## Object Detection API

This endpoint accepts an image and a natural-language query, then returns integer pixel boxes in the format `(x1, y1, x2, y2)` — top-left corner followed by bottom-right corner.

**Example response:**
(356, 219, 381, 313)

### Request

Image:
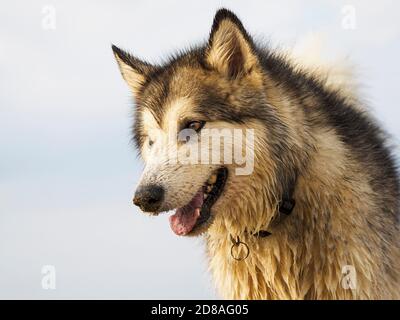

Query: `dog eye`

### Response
(148, 139, 154, 147)
(186, 121, 206, 132)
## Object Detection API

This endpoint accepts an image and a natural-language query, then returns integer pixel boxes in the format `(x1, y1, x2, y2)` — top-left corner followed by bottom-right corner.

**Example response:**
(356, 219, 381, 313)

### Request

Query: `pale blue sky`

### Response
(0, 0, 399, 299)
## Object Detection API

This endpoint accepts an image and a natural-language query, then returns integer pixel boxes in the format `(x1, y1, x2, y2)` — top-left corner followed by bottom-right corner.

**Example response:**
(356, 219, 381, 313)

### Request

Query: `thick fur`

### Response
(113, 9, 400, 299)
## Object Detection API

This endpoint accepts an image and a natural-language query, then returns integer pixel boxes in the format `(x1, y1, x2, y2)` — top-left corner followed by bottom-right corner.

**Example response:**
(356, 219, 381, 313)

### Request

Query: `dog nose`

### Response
(133, 184, 165, 212)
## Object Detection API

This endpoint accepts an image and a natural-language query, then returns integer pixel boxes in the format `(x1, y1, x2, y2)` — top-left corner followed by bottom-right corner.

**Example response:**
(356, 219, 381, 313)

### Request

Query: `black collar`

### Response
(253, 198, 296, 238)
(253, 173, 297, 238)
(229, 175, 298, 260)
(229, 197, 296, 260)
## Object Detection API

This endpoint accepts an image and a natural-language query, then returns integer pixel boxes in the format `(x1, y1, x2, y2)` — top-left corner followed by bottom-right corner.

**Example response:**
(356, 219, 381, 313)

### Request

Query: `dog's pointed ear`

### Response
(205, 9, 258, 78)
(112, 45, 156, 95)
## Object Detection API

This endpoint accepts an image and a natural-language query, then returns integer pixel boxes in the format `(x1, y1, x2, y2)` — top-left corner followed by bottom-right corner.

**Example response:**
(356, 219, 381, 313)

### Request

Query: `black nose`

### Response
(133, 184, 164, 212)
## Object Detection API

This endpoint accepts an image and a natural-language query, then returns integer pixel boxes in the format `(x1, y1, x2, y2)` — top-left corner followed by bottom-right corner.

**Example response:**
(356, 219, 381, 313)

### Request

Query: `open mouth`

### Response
(169, 167, 228, 236)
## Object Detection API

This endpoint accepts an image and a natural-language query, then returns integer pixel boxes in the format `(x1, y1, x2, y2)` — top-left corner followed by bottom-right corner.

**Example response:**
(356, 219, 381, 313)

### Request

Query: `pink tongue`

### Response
(169, 189, 204, 235)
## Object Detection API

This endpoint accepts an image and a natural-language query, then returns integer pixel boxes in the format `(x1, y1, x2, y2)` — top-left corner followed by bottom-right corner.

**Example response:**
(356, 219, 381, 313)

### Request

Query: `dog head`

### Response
(113, 9, 299, 236)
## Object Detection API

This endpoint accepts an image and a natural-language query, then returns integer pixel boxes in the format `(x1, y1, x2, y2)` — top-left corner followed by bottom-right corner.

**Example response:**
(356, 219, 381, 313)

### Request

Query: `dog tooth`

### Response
(208, 174, 217, 185)
(206, 185, 213, 193)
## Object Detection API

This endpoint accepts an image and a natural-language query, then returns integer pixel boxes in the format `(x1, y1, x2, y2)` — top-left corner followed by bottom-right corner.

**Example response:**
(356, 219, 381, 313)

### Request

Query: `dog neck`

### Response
(204, 124, 398, 299)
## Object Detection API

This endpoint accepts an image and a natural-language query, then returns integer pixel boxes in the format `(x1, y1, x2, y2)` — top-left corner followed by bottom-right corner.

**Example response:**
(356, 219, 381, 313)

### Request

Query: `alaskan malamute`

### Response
(112, 8, 400, 299)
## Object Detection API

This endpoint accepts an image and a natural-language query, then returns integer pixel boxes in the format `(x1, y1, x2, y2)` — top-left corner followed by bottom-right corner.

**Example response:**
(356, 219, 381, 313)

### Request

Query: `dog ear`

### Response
(205, 9, 258, 78)
(112, 45, 156, 95)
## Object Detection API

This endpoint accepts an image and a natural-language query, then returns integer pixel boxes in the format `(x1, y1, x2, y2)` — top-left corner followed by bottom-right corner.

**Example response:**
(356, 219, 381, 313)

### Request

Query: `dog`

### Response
(112, 8, 400, 299)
